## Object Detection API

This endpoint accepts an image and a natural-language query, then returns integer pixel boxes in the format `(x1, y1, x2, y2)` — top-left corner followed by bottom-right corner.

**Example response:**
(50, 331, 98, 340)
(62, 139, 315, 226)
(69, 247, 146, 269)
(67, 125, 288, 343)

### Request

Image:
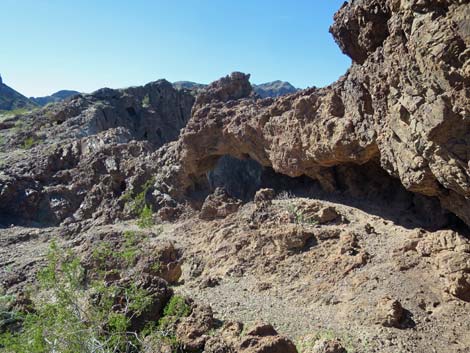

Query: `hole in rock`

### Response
(205, 155, 465, 231)
(126, 107, 137, 116)
(207, 155, 317, 202)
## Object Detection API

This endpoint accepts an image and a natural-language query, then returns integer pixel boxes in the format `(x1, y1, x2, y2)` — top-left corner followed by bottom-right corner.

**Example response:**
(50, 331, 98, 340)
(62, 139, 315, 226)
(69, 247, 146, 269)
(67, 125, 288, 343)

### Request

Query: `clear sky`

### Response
(1, 0, 350, 97)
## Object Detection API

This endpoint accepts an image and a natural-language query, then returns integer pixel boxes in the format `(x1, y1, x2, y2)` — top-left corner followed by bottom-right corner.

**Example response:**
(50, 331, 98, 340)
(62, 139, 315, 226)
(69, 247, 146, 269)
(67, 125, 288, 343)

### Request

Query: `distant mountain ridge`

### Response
(0, 74, 79, 111)
(0, 73, 297, 112)
(30, 90, 80, 106)
(0, 74, 38, 111)
(172, 80, 299, 98)
(173, 81, 207, 91)
(252, 80, 299, 98)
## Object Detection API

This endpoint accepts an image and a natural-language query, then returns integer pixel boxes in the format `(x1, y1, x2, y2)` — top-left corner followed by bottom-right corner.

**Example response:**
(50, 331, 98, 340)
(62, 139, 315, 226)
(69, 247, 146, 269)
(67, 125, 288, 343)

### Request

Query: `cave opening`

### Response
(126, 107, 137, 116)
(205, 155, 466, 232)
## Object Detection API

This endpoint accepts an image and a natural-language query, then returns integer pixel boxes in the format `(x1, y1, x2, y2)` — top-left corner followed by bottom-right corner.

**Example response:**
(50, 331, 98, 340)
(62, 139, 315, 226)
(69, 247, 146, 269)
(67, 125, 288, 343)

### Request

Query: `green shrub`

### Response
(137, 205, 154, 229)
(122, 178, 156, 228)
(162, 296, 191, 320)
(0, 241, 154, 353)
(21, 136, 37, 149)
(122, 178, 155, 216)
(148, 295, 191, 351)
(285, 203, 318, 226)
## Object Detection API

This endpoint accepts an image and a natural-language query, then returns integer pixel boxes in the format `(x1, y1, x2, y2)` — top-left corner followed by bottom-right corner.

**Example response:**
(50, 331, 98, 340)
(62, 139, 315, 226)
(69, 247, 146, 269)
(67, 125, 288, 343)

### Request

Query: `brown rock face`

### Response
(416, 230, 470, 301)
(199, 187, 243, 220)
(154, 0, 470, 227)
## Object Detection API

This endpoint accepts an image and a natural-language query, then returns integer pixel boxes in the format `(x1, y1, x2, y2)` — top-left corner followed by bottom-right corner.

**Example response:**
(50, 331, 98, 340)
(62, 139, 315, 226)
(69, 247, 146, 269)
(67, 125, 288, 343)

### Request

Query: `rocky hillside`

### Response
(1, 0, 470, 352)
(0, 74, 37, 111)
(0, 80, 194, 226)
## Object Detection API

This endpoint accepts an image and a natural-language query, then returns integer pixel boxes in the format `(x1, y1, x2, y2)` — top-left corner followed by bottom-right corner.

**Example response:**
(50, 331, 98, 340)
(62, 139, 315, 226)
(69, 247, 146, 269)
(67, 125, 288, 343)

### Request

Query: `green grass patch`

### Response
(21, 136, 38, 149)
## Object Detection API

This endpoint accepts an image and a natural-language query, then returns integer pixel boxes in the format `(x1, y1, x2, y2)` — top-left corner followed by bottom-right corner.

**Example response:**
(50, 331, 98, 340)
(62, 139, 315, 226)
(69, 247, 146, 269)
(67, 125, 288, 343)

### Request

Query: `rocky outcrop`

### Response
(199, 187, 243, 220)
(153, 0, 470, 227)
(0, 80, 194, 226)
(173, 80, 299, 99)
(416, 230, 470, 301)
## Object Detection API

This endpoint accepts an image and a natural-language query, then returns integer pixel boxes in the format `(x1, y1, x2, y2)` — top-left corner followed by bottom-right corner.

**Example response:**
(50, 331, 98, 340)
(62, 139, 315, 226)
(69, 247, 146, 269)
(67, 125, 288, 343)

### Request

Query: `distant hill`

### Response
(0, 74, 38, 111)
(172, 81, 207, 91)
(30, 90, 80, 106)
(252, 81, 299, 98)
(172, 80, 298, 98)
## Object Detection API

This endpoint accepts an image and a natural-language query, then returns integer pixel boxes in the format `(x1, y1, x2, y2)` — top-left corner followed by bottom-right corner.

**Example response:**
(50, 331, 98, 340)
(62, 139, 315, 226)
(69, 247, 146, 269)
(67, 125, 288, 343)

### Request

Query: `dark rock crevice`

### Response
(197, 153, 460, 231)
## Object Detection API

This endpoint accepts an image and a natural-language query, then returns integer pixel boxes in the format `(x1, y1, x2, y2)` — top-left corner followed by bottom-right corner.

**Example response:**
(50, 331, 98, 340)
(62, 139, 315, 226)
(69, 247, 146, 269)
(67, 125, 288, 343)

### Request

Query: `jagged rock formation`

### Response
(30, 90, 80, 106)
(0, 75, 38, 111)
(0, 80, 194, 225)
(2, 2, 470, 352)
(173, 80, 299, 98)
(154, 0, 470, 228)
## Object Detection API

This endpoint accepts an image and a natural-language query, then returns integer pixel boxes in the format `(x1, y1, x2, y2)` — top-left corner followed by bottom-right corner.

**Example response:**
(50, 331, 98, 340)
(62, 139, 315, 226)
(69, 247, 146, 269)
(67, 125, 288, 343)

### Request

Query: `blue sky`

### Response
(1, 0, 350, 97)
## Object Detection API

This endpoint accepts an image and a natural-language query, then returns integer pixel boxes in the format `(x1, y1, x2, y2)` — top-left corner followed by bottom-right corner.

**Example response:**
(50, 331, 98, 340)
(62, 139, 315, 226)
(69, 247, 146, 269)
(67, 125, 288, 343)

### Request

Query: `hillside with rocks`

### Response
(1, 0, 470, 352)
(0, 75, 37, 111)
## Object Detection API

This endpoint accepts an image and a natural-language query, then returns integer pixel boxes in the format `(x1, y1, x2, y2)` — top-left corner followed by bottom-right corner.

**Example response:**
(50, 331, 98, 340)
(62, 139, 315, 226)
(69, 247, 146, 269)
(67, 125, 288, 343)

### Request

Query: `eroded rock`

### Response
(375, 296, 405, 328)
(200, 188, 243, 221)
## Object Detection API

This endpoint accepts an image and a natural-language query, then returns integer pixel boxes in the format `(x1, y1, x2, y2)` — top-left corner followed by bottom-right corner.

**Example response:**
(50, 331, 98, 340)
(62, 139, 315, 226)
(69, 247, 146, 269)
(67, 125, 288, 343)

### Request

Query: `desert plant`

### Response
(0, 241, 155, 353)
(285, 203, 318, 226)
(122, 178, 155, 216)
(21, 136, 37, 149)
(146, 295, 191, 351)
(137, 205, 154, 229)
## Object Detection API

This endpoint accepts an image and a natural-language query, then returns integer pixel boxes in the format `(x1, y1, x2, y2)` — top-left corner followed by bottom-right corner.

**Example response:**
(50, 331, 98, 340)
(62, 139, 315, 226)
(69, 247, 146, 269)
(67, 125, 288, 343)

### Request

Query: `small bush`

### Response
(149, 295, 191, 351)
(285, 203, 318, 226)
(137, 205, 154, 229)
(21, 136, 37, 149)
(123, 177, 156, 228)
(0, 241, 155, 353)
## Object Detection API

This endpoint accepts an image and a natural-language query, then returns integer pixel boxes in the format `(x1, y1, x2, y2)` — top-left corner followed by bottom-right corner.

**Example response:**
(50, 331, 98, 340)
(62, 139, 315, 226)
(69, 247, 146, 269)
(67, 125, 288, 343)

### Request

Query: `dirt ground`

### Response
(2, 195, 470, 353)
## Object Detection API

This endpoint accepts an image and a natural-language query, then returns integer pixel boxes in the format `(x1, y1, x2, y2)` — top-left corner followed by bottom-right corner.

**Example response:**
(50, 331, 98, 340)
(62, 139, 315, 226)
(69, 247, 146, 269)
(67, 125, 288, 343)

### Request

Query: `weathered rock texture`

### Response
(0, 80, 194, 225)
(154, 0, 470, 227)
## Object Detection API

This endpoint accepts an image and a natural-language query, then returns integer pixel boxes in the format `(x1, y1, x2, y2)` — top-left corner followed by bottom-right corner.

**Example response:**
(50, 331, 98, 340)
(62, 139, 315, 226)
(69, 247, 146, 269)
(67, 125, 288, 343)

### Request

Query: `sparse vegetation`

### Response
(137, 205, 154, 229)
(141, 94, 150, 108)
(295, 329, 359, 353)
(122, 178, 156, 228)
(0, 239, 179, 353)
(145, 295, 191, 351)
(0, 108, 37, 119)
(21, 136, 38, 150)
(284, 203, 318, 226)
